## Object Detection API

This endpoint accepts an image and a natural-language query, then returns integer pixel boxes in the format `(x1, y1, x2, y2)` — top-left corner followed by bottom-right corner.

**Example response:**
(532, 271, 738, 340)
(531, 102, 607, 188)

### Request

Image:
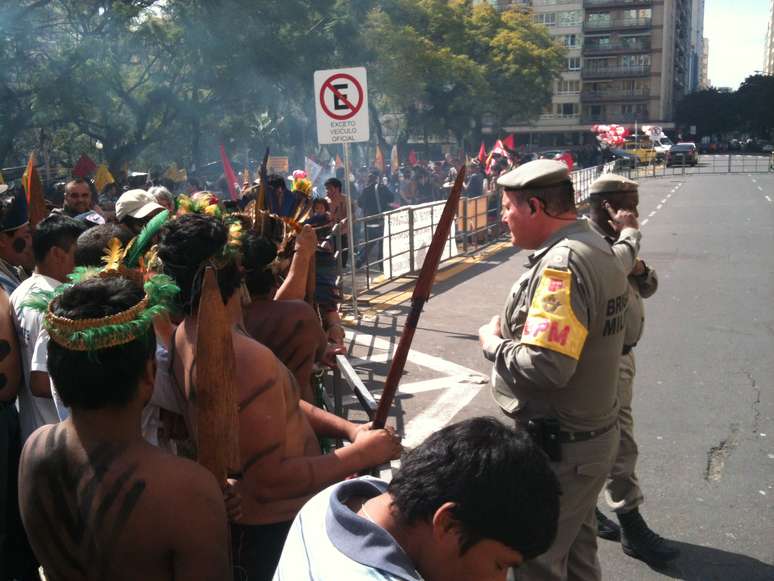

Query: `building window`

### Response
(557, 79, 580, 94)
(556, 103, 579, 116)
(563, 34, 580, 48)
(557, 10, 582, 27)
(534, 12, 556, 27)
(568, 57, 581, 71)
(587, 12, 611, 27)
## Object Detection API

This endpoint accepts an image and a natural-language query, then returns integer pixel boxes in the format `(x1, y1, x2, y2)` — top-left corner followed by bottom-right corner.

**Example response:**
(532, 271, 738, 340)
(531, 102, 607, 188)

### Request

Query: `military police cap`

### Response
(589, 173, 638, 196)
(497, 159, 570, 191)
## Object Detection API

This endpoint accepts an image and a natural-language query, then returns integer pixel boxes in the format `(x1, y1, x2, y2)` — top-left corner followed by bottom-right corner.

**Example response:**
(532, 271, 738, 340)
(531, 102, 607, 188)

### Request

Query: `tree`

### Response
(675, 88, 738, 138)
(363, 0, 565, 153)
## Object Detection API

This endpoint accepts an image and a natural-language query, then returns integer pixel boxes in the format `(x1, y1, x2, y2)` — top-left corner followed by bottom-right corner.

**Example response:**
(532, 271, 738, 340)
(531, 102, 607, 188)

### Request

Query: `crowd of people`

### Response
(0, 152, 679, 581)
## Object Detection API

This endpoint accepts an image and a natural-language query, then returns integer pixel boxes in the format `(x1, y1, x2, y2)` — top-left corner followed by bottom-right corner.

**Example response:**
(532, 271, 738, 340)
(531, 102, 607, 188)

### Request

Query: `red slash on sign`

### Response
(319, 73, 364, 121)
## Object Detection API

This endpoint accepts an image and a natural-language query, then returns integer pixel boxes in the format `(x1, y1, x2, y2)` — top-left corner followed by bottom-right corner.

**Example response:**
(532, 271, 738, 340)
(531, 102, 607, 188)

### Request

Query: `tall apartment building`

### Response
(700, 37, 709, 88)
(493, 0, 695, 148)
(688, 0, 705, 92)
(765, 0, 774, 74)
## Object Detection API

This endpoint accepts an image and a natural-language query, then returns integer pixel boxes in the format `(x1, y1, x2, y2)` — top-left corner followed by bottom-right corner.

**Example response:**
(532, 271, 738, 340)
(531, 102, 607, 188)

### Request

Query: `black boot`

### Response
(618, 508, 680, 564)
(595, 507, 621, 541)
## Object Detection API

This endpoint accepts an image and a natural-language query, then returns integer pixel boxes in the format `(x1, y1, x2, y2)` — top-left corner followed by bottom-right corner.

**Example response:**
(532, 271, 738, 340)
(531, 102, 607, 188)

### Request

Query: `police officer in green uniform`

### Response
(588, 173, 679, 565)
(479, 160, 640, 581)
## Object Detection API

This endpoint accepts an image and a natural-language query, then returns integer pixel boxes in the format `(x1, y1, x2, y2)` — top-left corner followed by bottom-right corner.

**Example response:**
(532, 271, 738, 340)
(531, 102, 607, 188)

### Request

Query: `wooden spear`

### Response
(194, 266, 241, 483)
(371, 165, 466, 429)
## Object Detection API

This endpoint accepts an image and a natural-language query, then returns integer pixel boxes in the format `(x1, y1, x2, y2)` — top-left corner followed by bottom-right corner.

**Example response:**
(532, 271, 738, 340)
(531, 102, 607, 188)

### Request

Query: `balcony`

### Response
(583, 17, 652, 32)
(584, 0, 651, 7)
(581, 88, 650, 101)
(582, 112, 649, 124)
(535, 113, 583, 127)
(583, 41, 651, 55)
(582, 65, 651, 79)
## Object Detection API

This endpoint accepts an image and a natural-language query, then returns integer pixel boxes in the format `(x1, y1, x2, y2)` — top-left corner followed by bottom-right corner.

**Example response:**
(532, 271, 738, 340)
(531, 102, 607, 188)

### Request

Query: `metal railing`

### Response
(583, 41, 651, 55)
(614, 153, 773, 180)
(584, 17, 652, 30)
(584, 0, 652, 6)
(582, 64, 651, 79)
(336, 153, 773, 308)
(581, 88, 650, 101)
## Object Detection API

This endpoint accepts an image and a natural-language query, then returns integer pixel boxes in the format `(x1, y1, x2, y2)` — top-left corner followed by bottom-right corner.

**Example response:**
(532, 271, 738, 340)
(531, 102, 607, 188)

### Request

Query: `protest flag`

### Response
(23, 153, 46, 227)
(477, 141, 486, 164)
(374, 144, 385, 173)
(72, 154, 97, 178)
(408, 149, 418, 166)
(219, 144, 239, 201)
(391, 145, 399, 173)
(94, 164, 115, 192)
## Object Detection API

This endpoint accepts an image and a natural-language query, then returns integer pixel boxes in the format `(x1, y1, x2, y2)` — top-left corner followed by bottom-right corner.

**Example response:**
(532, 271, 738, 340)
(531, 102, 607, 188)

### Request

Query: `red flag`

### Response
(503, 134, 516, 151)
(24, 153, 46, 226)
(408, 150, 418, 166)
(72, 154, 97, 178)
(477, 141, 486, 164)
(219, 144, 239, 201)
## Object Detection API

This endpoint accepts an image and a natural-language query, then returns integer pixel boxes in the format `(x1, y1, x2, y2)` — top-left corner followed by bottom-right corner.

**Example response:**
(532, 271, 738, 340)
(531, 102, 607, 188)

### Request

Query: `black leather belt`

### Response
(559, 420, 617, 444)
(622, 344, 635, 355)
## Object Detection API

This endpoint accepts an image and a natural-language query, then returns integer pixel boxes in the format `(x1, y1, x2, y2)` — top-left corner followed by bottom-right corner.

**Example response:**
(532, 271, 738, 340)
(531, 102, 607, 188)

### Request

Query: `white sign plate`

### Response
(314, 67, 369, 145)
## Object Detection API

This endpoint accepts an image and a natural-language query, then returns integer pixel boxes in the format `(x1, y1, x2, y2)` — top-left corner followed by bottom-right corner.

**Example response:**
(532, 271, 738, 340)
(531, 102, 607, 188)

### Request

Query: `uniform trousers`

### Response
(514, 423, 619, 581)
(604, 351, 644, 514)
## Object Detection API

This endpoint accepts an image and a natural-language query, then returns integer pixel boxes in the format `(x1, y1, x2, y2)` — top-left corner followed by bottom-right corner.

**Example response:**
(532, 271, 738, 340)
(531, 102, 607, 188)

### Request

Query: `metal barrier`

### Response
(336, 154, 771, 305)
(618, 153, 773, 180)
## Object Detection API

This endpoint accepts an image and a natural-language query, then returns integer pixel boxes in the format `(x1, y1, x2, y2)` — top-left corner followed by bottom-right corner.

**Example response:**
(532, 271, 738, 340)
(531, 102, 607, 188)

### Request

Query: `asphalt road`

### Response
(340, 168, 774, 580)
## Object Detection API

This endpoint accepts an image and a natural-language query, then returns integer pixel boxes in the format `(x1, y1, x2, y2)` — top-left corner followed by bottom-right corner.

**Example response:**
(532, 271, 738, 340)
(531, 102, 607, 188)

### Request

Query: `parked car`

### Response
(666, 143, 698, 166)
(603, 147, 638, 169)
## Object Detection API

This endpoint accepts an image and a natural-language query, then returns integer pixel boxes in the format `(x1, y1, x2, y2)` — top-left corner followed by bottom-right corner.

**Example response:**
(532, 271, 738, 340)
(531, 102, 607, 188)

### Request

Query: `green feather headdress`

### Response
(23, 264, 179, 353)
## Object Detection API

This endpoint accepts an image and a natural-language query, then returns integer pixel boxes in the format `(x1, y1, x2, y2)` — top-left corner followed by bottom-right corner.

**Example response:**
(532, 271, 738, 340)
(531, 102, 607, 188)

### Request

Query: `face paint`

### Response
(12, 238, 26, 253)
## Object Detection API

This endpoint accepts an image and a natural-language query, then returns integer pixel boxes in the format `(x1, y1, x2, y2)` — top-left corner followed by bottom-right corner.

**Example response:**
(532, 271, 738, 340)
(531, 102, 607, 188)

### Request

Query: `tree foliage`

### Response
(1, 0, 565, 173)
(675, 75, 774, 140)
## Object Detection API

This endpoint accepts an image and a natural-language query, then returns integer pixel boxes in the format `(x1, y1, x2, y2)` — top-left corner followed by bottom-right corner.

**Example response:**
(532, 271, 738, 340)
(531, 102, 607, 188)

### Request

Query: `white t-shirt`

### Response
(10, 273, 61, 441)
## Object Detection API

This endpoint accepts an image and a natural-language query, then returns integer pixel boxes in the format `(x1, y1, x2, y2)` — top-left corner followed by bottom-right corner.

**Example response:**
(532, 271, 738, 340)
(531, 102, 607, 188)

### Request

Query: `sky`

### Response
(704, 0, 770, 89)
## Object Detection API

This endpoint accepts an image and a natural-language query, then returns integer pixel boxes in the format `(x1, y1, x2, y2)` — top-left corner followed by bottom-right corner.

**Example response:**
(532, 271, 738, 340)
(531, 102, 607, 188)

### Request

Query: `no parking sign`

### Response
(314, 67, 369, 145)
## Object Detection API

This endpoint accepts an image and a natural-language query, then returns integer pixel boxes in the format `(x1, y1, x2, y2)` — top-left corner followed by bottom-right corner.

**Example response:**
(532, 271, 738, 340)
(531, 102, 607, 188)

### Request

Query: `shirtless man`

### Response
(158, 214, 401, 581)
(18, 276, 230, 581)
(241, 231, 330, 404)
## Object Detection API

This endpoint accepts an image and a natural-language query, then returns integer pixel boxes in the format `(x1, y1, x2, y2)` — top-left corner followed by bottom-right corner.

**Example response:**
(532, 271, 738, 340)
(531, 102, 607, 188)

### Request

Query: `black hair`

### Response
(47, 277, 156, 410)
(241, 231, 278, 297)
(0, 191, 14, 226)
(267, 174, 287, 191)
(75, 223, 134, 267)
(32, 214, 86, 264)
(388, 417, 560, 560)
(324, 177, 342, 191)
(157, 214, 241, 314)
(510, 181, 576, 216)
(312, 197, 330, 212)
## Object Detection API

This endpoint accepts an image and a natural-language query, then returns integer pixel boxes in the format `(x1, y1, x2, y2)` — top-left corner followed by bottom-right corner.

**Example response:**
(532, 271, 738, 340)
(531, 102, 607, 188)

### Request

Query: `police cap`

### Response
(497, 159, 570, 191)
(589, 173, 638, 196)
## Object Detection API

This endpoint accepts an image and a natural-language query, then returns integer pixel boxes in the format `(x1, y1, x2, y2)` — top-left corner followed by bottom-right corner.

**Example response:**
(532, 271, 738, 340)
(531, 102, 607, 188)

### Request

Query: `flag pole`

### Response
(370, 164, 466, 429)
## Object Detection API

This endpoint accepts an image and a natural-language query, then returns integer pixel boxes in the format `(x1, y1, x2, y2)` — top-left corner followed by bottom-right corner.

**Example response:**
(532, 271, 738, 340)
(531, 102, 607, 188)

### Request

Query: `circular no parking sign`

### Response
(319, 73, 364, 121)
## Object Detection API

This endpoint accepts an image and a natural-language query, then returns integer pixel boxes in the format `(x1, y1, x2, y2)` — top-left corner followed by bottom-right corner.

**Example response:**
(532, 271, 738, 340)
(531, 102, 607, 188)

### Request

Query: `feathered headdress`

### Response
(23, 267, 179, 352)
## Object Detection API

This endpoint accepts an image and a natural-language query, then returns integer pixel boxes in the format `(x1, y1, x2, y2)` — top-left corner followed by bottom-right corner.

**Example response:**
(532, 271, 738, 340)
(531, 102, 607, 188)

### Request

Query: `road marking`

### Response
(641, 219, 649, 226)
(666, 194, 672, 199)
(402, 383, 482, 448)
(344, 330, 486, 449)
(648, 211, 656, 217)
(657, 204, 663, 210)
(757, 186, 763, 191)
(752, 178, 757, 183)
(660, 198, 667, 204)
(766, 195, 772, 203)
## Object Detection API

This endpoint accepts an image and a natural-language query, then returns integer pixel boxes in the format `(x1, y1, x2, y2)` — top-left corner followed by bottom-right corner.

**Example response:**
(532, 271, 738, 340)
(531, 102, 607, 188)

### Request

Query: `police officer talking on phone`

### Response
(479, 160, 640, 581)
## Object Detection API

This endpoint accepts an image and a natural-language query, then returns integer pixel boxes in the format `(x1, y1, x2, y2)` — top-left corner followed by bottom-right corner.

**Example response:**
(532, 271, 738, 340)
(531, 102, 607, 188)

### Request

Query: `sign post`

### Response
(314, 67, 370, 316)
